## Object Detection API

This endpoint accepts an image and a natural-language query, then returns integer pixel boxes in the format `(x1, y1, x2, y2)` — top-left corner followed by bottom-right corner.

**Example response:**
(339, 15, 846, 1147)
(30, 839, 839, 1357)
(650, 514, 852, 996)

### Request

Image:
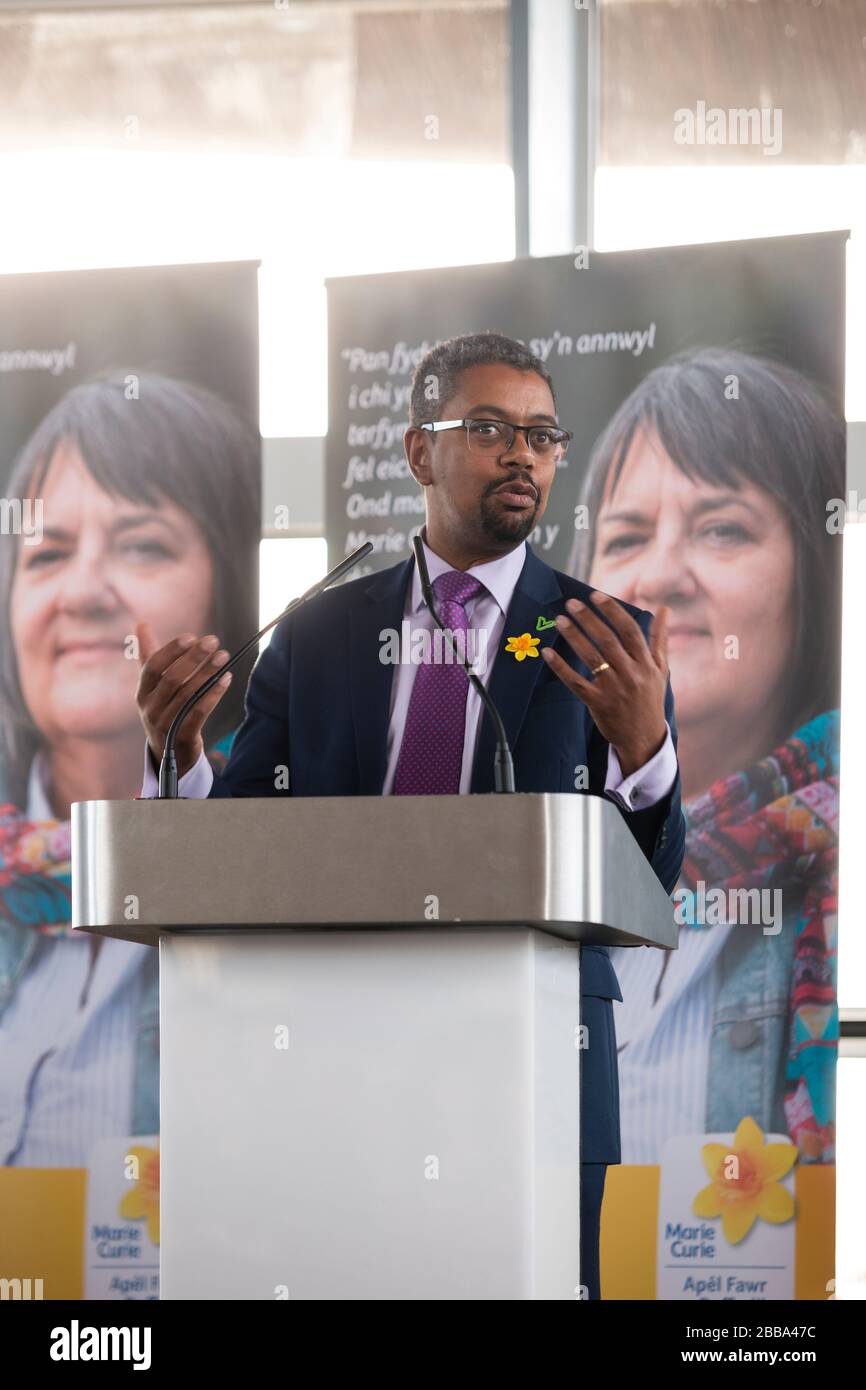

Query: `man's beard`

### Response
(478, 490, 540, 545)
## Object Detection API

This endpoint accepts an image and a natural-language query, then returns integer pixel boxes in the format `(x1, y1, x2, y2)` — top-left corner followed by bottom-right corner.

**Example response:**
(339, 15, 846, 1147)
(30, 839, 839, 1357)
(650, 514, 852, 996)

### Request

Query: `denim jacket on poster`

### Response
(704, 890, 800, 1138)
(0, 921, 161, 1142)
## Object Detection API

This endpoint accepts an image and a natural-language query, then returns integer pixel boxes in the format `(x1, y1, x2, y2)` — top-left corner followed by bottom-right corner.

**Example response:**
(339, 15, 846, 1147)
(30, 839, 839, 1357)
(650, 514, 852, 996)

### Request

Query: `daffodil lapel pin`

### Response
(504, 633, 541, 662)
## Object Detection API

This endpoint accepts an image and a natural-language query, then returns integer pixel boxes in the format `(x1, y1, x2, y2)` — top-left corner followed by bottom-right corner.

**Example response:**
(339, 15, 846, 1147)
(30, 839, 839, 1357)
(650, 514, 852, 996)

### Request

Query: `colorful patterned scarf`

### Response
(680, 710, 839, 1164)
(0, 736, 234, 938)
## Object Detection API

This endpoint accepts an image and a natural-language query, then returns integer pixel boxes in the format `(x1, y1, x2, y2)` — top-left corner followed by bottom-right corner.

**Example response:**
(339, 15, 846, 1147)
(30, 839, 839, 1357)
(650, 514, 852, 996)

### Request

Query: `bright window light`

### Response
(258, 537, 328, 649)
(0, 149, 514, 438)
(595, 166, 866, 421)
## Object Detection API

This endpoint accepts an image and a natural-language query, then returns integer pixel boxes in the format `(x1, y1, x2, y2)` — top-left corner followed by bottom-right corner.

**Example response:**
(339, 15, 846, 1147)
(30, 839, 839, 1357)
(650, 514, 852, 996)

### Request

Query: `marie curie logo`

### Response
(118, 1144, 160, 1244)
(656, 1120, 798, 1300)
(86, 1136, 160, 1300)
(692, 1117, 797, 1246)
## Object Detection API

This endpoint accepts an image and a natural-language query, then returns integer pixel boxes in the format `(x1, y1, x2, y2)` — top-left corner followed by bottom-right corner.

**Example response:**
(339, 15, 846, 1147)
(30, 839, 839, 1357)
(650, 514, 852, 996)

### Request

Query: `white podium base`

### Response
(159, 928, 581, 1300)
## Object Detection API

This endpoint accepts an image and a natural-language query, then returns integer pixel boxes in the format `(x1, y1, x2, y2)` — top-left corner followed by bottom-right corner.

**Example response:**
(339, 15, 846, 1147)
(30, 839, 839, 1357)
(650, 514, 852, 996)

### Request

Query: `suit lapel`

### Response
(348, 559, 413, 793)
(471, 546, 565, 793)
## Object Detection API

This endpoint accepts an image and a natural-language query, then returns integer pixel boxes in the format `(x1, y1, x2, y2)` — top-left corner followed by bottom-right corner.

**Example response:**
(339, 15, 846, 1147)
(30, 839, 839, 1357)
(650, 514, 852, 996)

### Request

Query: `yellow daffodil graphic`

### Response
(505, 632, 540, 661)
(119, 1145, 160, 1245)
(692, 1116, 797, 1245)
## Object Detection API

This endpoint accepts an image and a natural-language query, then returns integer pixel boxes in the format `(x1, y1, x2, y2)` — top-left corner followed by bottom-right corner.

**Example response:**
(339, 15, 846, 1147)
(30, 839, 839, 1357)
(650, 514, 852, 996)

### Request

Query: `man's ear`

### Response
(404, 425, 434, 488)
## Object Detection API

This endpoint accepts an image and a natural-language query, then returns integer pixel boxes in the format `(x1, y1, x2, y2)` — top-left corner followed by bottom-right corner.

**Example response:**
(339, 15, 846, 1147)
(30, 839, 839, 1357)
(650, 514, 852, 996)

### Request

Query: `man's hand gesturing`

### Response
(540, 592, 670, 777)
(135, 621, 233, 779)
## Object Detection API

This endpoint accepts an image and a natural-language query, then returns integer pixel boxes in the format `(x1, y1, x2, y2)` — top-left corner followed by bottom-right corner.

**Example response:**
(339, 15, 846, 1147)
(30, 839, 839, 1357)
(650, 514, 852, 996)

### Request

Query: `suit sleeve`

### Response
(206, 616, 293, 800)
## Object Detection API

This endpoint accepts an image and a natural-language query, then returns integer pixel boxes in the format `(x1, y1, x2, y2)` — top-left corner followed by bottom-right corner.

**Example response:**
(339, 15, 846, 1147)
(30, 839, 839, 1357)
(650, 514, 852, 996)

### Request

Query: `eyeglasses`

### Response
(420, 417, 572, 459)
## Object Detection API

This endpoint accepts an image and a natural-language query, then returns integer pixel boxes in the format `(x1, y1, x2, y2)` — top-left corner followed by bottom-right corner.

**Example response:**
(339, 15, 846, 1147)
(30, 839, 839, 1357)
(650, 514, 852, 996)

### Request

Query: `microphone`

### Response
(412, 534, 516, 794)
(157, 542, 374, 799)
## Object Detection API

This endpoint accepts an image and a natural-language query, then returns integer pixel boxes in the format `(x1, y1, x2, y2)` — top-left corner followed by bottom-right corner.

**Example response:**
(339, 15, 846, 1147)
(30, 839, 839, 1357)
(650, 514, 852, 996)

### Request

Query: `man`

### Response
(136, 331, 685, 1300)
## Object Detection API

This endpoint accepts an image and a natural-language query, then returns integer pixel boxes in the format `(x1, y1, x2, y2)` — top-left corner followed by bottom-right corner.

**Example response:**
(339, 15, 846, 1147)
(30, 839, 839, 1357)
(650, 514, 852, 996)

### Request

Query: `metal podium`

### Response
(72, 793, 676, 1301)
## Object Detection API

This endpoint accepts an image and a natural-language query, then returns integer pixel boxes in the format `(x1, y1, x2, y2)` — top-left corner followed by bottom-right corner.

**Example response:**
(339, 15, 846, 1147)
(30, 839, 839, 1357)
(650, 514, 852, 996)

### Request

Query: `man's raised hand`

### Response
(135, 621, 232, 779)
(540, 593, 670, 777)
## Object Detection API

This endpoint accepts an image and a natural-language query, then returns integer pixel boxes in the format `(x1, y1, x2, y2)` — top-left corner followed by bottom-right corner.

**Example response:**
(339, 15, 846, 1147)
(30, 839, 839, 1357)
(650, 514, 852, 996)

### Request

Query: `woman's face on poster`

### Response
(10, 442, 215, 742)
(588, 427, 798, 732)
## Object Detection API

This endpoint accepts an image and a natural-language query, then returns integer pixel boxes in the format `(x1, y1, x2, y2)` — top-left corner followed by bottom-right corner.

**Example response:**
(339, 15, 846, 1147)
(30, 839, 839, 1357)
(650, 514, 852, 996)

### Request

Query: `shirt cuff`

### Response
(140, 742, 214, 799)
(604, 722, 677, 812)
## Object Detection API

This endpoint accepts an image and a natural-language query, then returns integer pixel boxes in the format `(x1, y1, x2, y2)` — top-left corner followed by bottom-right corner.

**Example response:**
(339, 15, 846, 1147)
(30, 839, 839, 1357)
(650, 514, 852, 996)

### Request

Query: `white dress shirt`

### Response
(0, 754, 146, 1166)
(141, 539, 677, 807)
(610, 923, 736, 1163)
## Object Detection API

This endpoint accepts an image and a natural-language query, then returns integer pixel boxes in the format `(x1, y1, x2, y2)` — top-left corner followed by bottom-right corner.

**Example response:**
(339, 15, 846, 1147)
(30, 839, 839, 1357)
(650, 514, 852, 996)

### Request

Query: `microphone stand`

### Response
(157, 542, 373, 798)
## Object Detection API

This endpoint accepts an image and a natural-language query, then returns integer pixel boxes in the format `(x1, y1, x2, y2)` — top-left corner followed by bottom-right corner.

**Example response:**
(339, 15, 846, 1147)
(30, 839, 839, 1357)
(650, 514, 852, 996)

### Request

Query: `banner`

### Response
(0, 260, 261, 1299)
(326, 231, 845, 1299)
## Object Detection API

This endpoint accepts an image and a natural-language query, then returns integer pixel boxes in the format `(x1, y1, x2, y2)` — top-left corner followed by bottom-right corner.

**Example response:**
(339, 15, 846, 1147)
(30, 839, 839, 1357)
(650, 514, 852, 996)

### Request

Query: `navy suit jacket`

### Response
(206, 543, 686, 1163)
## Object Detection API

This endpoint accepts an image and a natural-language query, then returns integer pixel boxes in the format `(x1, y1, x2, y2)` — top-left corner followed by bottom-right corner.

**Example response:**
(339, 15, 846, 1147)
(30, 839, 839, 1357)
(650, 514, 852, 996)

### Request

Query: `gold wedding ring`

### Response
(591, 661, 611, 676)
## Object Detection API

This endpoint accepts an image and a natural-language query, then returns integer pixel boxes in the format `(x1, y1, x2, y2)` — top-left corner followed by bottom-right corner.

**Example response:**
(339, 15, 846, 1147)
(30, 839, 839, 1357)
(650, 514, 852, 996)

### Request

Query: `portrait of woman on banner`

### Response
(568, 347, 842, 1165)
(0, 371, 260, 1167)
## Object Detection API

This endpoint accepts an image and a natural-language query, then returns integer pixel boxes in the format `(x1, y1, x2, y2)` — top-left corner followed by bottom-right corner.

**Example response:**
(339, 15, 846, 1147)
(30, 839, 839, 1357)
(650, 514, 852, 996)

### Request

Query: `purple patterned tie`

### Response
(392, 570, 486, 795)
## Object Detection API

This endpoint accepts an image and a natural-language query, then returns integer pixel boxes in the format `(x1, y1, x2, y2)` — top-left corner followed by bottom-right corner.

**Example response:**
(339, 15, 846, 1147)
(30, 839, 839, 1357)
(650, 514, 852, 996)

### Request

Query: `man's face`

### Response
(409, 363, 560, 554)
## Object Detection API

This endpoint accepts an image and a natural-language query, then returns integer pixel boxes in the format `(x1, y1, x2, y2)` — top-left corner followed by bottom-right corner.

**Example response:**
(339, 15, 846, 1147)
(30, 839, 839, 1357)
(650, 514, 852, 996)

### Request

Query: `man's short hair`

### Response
(409, 331, 557, 427)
